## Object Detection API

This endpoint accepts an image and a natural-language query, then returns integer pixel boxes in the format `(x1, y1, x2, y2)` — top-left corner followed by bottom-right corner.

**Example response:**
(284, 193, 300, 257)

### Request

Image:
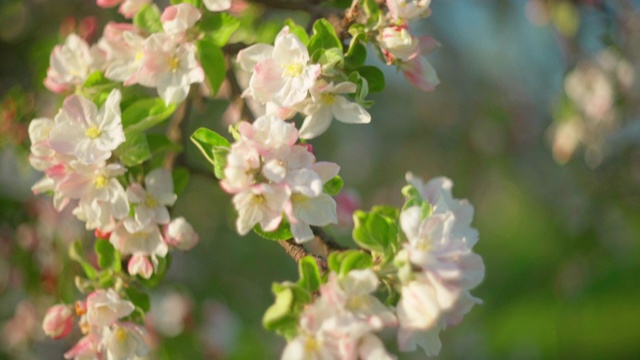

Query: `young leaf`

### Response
(197, 38, 226, 96)
(356, 66, 385, 93)
(328, 250, 373, 276)
(200, 12, 241, 46)
(284, 19, 310, 45)
(122, 98, 176, 134)
(345, 42, 367, 69)
(262, 287, 296, 331)
(114, 132, 151, 167)
(94, 240, 120, 271)
(190, 128, 231, 178)
(323, 176, 344, 196)
(308, 19, 343, 56)
(254, 219, 293, 241)
(172, 167, 190, 196)
(124, 286, 151, 312)
(68, 241, 98, 280)
(352, 210, 397, 254)
(298, 256, 323, 292)
(134, 4, 163, 33)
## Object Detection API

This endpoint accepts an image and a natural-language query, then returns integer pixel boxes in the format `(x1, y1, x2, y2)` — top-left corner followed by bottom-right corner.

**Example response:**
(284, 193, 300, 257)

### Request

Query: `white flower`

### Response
(161, 3, 202, 36)
(164, 217, 199, 251)
(102, 323, 149, 360)
(45, 34, 98, 93)
(128, 254, 153, 279)
(125, 168, 177, 230)
(378, 25, 420, 63)
(98, 23, 146, 84)
(238, 27, 321, 107)
(110, 222, 169, 258)
(386, 0, 432, 21)
(42, 304, 74, 340)
(49, 89, 125, 164)
(299, 81, 371, 139)
(86, 289, 134, 327)
(136, 33, 204, 104)
(203, 0, 232, 11)
(232, 184, 290, 235)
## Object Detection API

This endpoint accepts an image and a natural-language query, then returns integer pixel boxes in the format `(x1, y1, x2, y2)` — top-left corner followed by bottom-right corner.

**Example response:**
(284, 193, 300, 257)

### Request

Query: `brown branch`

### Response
(278, 239, 328, 274)
(312, 226, 347, 253)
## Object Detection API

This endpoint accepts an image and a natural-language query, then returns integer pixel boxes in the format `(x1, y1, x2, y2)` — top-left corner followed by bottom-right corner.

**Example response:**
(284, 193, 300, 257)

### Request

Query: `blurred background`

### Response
(1, 0, 640, 359)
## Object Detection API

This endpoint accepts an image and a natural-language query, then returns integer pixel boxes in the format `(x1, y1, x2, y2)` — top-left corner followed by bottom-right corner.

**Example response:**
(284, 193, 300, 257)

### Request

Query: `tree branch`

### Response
(278, 239, 328, 274)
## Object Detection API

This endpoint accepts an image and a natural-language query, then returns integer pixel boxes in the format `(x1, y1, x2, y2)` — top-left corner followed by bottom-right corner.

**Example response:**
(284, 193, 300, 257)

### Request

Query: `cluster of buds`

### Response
(377, 0, 440, 91)
(43, 289, 148, 360)
(221, 114, 340, 243)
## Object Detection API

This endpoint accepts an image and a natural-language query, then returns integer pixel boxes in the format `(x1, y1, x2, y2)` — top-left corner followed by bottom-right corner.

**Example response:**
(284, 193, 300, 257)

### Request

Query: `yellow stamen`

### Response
(144, 195, 158, 208)
(168, 55, 180, 73)
(94, 175, 108, 189)
(114, 327, 128, 342)
(252, 194, 266, 205)
(291, 193, 307, 204)
(85, 126, 101, 139)
(304, 336, 320, 352)
(282, 62, 303, 77)
(321, 93, 336, 105)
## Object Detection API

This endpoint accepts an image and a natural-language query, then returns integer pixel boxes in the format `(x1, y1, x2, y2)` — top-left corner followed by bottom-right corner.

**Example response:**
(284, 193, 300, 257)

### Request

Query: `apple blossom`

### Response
(49, 89, 125, 164)
(161, 3, 202, 36)
(378, 24, 420, 64)
(42, 304, 74, 340)
(238, 27, 321, 107)
(45, 33, 100, 93)
(86, 289, 135, 327)
(110, 222, 168, 258)
(232, 183, 290, 235)
(125, 168, 177, 231)
(102, 323, 149, 360)
(64, 333, 102, 360)
(203, 0, 232, 12)
(98, 23, 146, 84)
(96, 0, 151, 19)
(128, 254, 154, 279)
(164, 217, 200, 251)
(386, 0, 432, 21)
(136, 33, 205, 105)
(298, 81, 371, 139)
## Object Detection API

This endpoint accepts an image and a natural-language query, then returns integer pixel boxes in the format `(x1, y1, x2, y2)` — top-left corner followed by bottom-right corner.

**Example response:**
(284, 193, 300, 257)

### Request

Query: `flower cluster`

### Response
(276, 174, 484, 359)
(237, 27, 371, 139)
(394, 174, 484, 355)
(29, 89, 198, 279)
(46, 3, 214, 105)
(43, 289, 148, 360)
(221, 114, 340, 243)
(378, 0, 440, 91)
(283, 269, 396, 359)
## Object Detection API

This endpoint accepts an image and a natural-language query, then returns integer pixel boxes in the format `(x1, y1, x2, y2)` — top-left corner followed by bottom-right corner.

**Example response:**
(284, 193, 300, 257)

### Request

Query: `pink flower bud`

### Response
(42, 304, 74, 340)
(164, 217, 199, 251)
(128, 254, 153, 279)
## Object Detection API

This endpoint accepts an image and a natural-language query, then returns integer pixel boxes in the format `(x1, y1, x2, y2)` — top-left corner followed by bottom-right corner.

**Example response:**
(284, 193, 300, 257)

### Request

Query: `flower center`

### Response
(291, 193, 307, 204)
(321, 93, 336, 105)
(144, 195, 158, 208)
(252, 194, 266, 205)
(135, 51, 144, 63)
(114, 326, 128, 342)
(283, 62, 304, 77)
(304, 336, 320, 352)
(94, 175, 108, 189)
(168, 55, 181, 73)
(347, 295, 368, 311)
(85, 126, 101, 139)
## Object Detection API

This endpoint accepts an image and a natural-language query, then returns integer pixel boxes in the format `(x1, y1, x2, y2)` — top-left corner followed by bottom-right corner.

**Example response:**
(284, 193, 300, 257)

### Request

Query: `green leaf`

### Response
(125, 286, 151, 312)
(360, 0, 381, 24)
(147, 133, 182, 157)
(115, 132, 151, 167)
(318, 48, 344, 69)
(356, 66, 385, 93)
(82, 71, 117, 106)
(190, 127, 231, 179)
(122, 98, 177, 134)
(253, 219, 293, 241)
(345, 42, 367, 68)
(263, 287, 295, 331)
(352, 210, 398, 254)
(328, 250, 373, 276)
(200, 12, 240, 46)
(308, 19, 343, 57)
(197, 38, 226, 96)
(133, 4, 163, 33)
(323, 176, 343, 196)
(298, 256, 323, 292)
(94, 240, 121, 271)
(348, 71, 373, 107)
(69, 241, 98, 280)
(284, 19, 309, 45)
(171, 0, 202, 6)
(172, 167, 190, 196)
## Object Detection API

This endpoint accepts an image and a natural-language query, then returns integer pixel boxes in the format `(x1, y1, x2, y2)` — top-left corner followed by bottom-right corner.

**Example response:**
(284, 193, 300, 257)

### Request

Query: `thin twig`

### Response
(278, 239, 328, 274)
